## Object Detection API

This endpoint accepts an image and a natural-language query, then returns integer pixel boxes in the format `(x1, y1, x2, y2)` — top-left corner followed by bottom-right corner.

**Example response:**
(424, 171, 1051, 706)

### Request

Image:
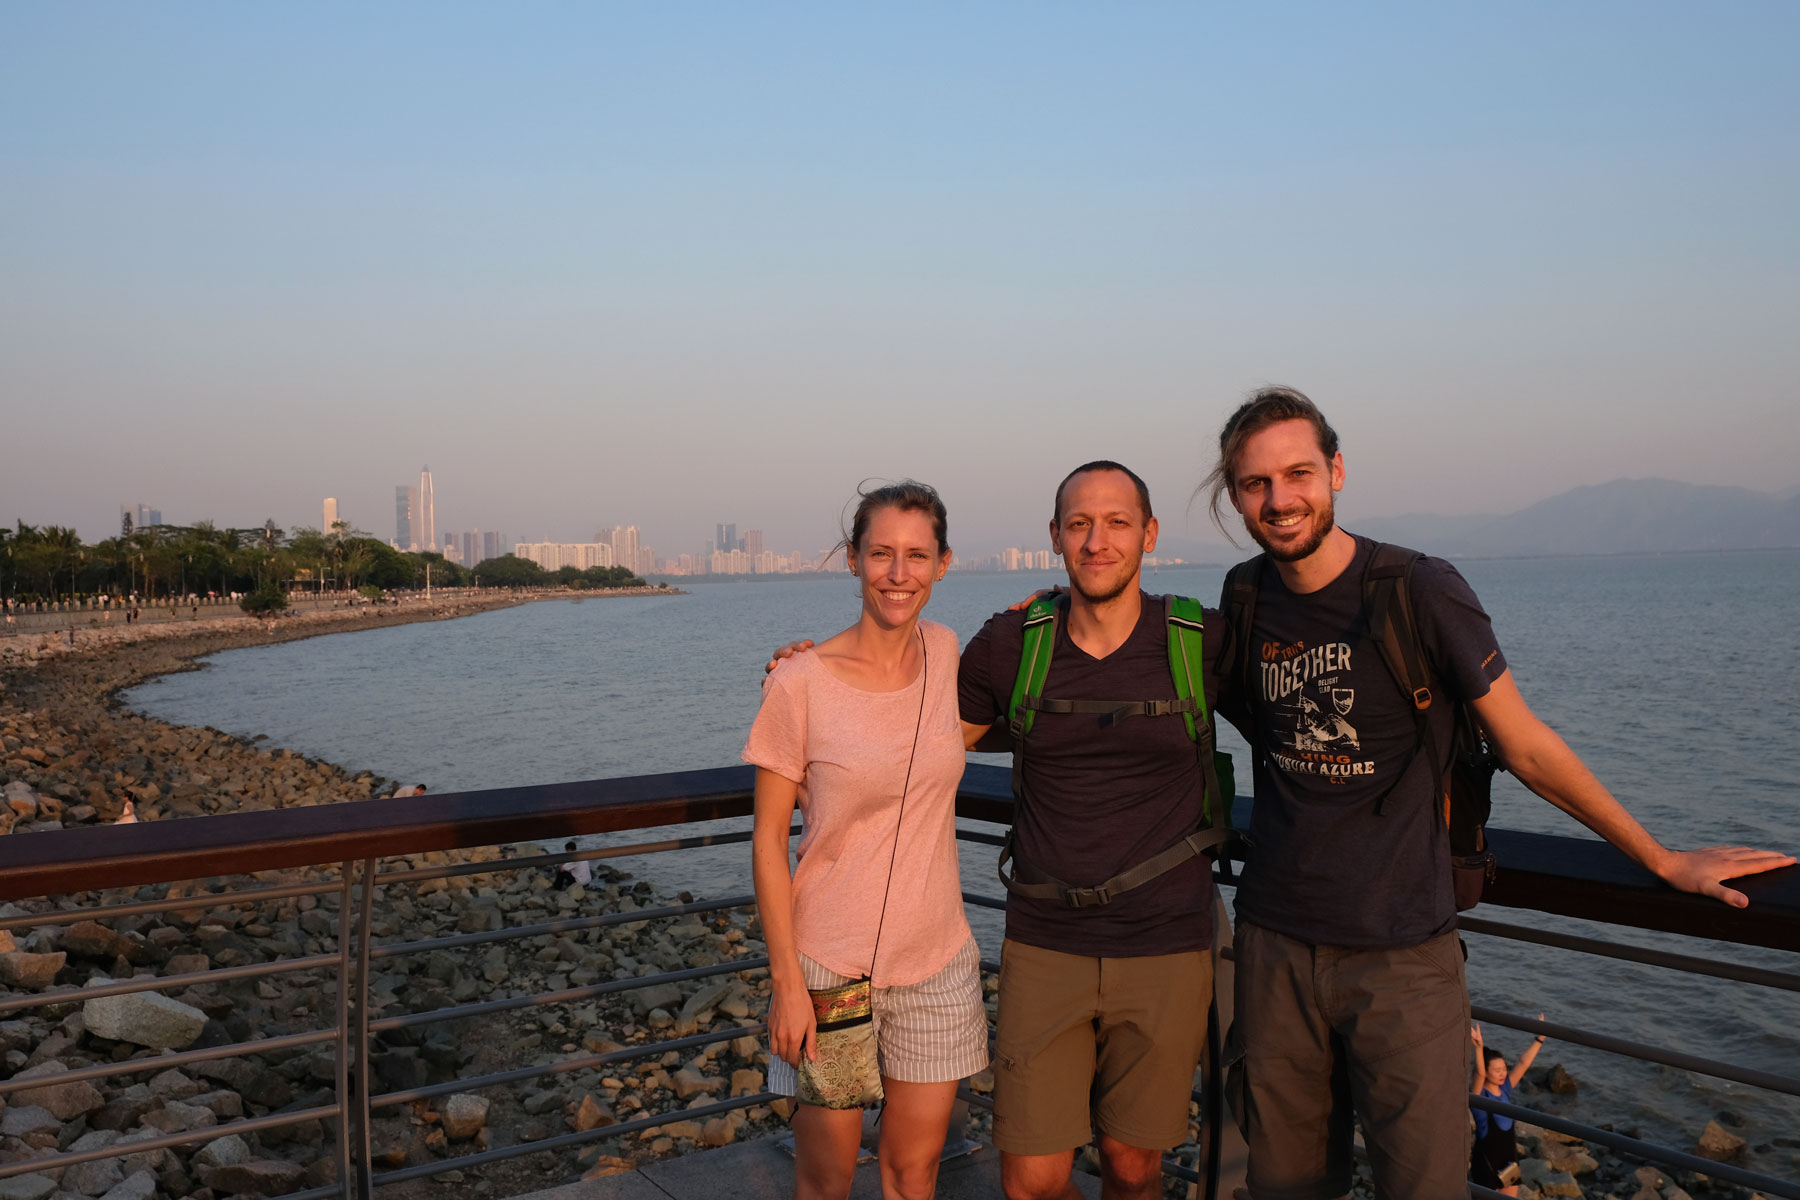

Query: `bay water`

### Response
(125, 551, 1800, 1165)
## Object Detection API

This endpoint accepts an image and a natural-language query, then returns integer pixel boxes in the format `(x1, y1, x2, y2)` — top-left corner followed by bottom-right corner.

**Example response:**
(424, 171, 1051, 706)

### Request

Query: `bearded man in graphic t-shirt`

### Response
(1204, 387, 1796, 1200)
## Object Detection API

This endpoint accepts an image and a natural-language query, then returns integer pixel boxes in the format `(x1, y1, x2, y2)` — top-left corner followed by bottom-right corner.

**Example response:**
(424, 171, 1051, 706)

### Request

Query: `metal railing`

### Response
(0, 763, 1795, 1200)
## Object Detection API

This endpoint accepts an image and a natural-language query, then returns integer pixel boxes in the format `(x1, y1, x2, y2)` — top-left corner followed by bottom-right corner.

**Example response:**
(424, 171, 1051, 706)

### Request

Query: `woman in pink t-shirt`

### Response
(746, 481, 991, 1200)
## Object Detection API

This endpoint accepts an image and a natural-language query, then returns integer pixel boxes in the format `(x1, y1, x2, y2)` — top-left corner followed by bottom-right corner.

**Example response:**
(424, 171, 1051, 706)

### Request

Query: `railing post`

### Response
(333, 860, 357, 1200)
(352, 857, 379, 1199)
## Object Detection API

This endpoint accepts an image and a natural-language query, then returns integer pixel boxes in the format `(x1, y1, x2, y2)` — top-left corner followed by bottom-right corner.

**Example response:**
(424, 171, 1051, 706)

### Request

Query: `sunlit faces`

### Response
(1228, 418, 1344, 563)
(848, 506, 951, 630)
(1050, 469, 1157, 605)
(1485, 1056, 1508, 1088)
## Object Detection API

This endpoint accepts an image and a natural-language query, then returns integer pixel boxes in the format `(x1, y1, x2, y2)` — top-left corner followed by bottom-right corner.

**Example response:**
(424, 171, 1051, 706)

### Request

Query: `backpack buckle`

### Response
(1410, 686, 1432, 711)
(1063, 884, 1110, 909)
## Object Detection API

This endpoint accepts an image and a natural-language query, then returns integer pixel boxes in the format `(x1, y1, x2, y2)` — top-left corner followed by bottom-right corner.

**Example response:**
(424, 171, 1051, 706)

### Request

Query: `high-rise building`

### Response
(323, 498, 338, 532)
(483, 530, 502, 561)
(129, 504, 162, 529)
(717, 523, 738, 554)
(418, 467, 435, 556)
(394, 486, 414, 549)
(744, 529, 764, 558)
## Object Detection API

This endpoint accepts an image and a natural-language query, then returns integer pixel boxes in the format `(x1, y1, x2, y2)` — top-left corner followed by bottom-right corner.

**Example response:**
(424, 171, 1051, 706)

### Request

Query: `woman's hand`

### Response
(768, 979, 818, 1067)
(1005, 586, 1062, 613)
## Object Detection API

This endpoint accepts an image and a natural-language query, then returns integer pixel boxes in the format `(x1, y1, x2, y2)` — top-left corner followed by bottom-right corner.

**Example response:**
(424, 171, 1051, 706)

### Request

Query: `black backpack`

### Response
(1221, 543, 1501, 910)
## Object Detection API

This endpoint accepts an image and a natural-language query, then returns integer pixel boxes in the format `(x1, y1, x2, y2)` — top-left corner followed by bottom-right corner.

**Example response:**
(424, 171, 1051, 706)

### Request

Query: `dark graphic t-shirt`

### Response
(1225, 536, 1507, 948)
(959, 594, 1223, 957)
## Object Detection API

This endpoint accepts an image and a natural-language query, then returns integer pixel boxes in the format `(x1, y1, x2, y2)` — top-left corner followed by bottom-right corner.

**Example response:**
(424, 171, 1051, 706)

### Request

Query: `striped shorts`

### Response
(768, 936, 989, 1096)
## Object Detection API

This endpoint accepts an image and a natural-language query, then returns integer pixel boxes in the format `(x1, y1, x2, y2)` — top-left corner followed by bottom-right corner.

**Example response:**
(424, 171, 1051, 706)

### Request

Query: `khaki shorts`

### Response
(1233, 922, 1471, 1200)
(991, 938, 1212, 1156)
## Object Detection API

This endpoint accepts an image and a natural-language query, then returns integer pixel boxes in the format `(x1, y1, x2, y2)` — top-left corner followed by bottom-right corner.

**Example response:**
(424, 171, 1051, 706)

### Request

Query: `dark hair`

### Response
(1053, 460, 1153, 525)
(1201, 386, 1340, 537)
(1482, 1048, 1504, 1066)
(835, 479, 950, 566)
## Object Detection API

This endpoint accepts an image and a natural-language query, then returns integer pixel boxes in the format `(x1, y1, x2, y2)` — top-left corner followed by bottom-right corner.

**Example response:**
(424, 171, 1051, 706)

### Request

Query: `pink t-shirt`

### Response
(743, 620, 971, 987)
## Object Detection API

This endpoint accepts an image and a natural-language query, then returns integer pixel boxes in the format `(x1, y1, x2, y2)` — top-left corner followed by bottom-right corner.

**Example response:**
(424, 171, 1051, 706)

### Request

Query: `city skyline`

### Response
(6, 6, 1798, 553)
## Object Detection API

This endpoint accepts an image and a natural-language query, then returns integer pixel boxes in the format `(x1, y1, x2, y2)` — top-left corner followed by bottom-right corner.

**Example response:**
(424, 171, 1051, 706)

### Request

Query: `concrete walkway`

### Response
(512, 1133, 1103, 1200)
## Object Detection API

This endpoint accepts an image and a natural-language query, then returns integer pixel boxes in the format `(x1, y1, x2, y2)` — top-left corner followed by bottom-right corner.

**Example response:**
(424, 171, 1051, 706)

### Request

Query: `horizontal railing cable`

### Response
(1459, 914, 1800, 992)
(0, 1103, 341, 1181)
(0, 1027, 339, 1096)
(1469, 1006, 1800, 1097)
(0, 951, 341, 1015)
(369, 958, 769, 1034)
(371, 1024, 769, 1109)
(369, 1091, 783, 1187)
(366, 895, 752, 961)
(370, 827, 791, 887)
(0, 877, 338, 931)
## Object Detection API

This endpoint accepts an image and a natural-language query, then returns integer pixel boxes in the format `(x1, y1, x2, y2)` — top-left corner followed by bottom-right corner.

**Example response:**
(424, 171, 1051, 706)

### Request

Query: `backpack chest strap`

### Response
(1019, 696, 1199, 727)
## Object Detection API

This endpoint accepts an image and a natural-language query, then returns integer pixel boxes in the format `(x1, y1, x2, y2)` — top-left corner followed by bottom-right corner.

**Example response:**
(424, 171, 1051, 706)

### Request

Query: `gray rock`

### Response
(9, 1061, 104, 1119)
(671, 1067, 724, 1100)
(630, 981, 682, 1015)
(674, 980, 734, 1035)
(82, 991, 207, 1050)
(96, 1172, 156, 1200)
(193, 1133, 251, 1169)
(1520, 1160, 1580, 1198)
(0, 1106, 61, 1139)
(441, 1093, 489, 1141)
(146, 1069, 202, 1101)
(0, 1175, 57, 1200)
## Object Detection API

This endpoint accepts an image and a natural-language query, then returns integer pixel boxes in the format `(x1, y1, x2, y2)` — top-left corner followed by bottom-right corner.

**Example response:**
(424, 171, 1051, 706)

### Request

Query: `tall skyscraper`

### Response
(395, 485, 419, 549)
(716, 523, 738, 554)
(130, 504, 162, 529)
(482, 530, 501, 561)
(323, 498, 338, 532)
(418, 467, 435, 555)
(744, 529, 764, 558)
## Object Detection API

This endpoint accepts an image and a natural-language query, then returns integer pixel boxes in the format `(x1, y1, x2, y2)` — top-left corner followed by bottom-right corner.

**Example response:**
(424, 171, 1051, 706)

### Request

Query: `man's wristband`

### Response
(1534, 1036, 1546, 1044)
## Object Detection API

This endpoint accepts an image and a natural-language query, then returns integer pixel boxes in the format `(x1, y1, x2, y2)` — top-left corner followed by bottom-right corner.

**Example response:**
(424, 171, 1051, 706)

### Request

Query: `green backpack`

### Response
(998, 593, 1238, 908)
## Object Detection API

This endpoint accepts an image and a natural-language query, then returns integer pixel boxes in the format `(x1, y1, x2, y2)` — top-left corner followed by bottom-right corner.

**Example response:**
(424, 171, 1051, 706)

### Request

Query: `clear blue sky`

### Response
(4, 2, 1796, 558)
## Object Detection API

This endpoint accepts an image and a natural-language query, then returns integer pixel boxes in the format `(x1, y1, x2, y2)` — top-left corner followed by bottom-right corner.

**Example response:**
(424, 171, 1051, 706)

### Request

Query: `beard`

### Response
(1245, 498, 1336, 563)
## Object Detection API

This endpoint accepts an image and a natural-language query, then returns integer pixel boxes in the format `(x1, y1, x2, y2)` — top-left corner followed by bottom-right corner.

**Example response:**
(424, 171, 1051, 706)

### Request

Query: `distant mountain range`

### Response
(1158, 478, 1800, 561)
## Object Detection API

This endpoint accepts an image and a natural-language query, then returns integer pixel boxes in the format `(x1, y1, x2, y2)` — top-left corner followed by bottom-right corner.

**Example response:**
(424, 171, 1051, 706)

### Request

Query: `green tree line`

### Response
(0, 520, 645, 603)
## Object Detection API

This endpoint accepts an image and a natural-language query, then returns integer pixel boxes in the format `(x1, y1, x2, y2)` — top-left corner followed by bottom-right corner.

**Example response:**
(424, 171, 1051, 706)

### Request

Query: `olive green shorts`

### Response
(991, 938, 1212, 1156)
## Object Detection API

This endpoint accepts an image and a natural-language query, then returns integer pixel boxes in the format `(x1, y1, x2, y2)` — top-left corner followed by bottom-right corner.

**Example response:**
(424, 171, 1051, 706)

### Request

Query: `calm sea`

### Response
(126, 551, 1800, 1163)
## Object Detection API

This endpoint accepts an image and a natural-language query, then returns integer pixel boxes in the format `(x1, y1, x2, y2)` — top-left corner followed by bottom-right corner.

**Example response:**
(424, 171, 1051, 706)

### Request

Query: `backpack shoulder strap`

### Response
(1165, 593, 1232, 831)
(1221, 554, 1266, 730)
(1164, 593, 1209, 743)
(1007, 593, 1063, 742)
(1361, 543, 1431, 713)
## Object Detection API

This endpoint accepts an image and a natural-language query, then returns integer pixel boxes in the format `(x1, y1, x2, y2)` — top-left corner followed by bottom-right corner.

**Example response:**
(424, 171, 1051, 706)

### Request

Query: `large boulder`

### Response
(9, 1061, 104, 1119)
(0, 1175, 57, 1200)
(83, 990, 207, 1050)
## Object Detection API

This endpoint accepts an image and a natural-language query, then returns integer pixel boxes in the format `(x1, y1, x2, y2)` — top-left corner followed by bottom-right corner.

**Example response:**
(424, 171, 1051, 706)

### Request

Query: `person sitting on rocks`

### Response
(1470, 1016, 1548, 1196)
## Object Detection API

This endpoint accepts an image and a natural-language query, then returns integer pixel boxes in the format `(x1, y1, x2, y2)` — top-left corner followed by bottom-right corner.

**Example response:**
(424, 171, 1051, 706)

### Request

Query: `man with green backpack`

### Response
(957, 460, 1235, 1200)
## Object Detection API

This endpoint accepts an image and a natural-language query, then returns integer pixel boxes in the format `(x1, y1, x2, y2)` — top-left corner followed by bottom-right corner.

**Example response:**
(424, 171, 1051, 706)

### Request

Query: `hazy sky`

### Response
(4, 2, 1797, 558)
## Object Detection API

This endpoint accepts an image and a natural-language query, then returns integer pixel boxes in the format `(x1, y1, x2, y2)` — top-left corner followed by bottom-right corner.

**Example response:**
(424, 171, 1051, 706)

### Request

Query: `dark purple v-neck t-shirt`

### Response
(959, 594, 1222, 957)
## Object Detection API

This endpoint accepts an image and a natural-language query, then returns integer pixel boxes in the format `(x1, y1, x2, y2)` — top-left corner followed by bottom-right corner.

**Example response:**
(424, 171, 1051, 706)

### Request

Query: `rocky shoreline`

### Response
(0, 603, 1789, 1200)
(0, 598, 801, 1200)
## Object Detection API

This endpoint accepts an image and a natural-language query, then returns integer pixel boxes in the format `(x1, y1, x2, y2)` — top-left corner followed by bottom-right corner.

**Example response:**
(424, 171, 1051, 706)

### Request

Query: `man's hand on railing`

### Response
(1653, 844, 1797, 909)
(765, 640, 815, 675)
